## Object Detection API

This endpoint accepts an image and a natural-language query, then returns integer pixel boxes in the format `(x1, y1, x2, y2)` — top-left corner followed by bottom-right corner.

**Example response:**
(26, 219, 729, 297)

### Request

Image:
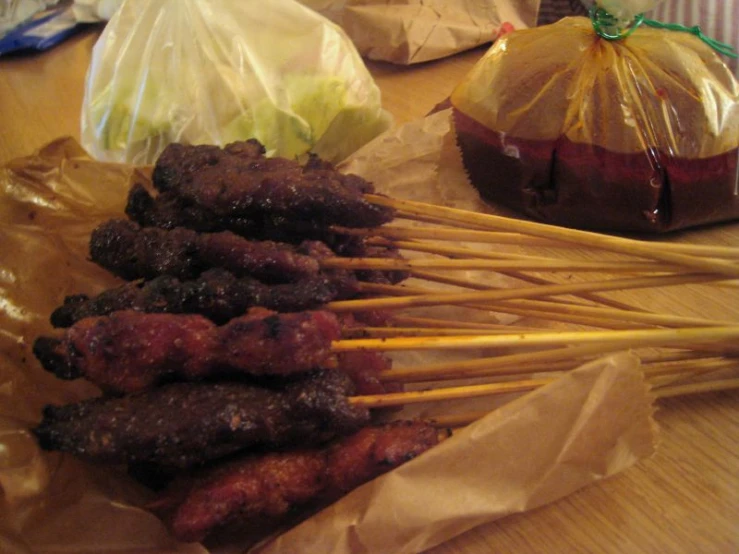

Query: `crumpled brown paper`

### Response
(0, 134, 656, 554)
(300, 0, 540, 64)
(256, 354, 656, 554)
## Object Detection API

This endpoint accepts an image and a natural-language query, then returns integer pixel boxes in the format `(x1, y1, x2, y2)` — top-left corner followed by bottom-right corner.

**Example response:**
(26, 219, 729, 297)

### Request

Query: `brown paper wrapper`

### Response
(0, 133, 656, 553)
(256, 354, 656, 554)
(301, 0, 540, 64)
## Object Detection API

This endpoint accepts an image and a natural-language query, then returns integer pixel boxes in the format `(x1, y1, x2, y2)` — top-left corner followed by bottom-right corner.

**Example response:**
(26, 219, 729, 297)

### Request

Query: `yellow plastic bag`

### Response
(81, 0, 391, 165)
(451, 16, 739, 232)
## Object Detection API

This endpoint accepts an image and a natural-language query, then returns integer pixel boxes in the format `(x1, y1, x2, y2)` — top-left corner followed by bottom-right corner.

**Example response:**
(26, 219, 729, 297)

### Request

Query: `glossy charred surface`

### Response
(33, 371, 369, 469)
(35, 308, 342, 393)
(89, 219, 323, 284)
(168, 420, 439, 542)
(151, 141, 394, 228)
(50, 269, 359, 327)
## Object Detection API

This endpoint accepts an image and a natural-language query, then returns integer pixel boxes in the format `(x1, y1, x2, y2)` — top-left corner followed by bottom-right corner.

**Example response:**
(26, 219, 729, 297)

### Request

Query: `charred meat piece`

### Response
(124, 192, 409, 285)
(127, 183, 369, 256)
(151, 141, 394, 228)
(153, 140, 267, 193)
(335, 313, 402, 396)
(34, 308, 342, 393)
(352, 243, 410, 285)
(50, 269, 359, 327)
(167, 420, 439, 542)
(33, 371, 369, 469)
(337, 351, 402, 397)
(89, 219, 322, 283)
(153, 140, 263, 194)
(126, 183, 262, 237)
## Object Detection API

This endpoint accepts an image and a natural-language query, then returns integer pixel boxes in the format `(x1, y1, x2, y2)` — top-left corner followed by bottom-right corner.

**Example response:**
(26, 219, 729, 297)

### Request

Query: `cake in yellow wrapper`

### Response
(451, 16, 739, 232)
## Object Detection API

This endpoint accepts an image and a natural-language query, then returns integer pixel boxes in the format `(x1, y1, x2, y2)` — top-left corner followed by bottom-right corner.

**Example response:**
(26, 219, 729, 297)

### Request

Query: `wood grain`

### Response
(0, 25, 737, 554)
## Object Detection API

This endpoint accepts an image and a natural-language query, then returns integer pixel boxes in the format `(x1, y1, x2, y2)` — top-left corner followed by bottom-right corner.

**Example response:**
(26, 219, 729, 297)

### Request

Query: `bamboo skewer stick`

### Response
(366, 232, 650, 312)
(648, 367, 735, 389)
(357, 326, 548, 337)
(366, 195, 739, 276)
(654, 378, 739, 398)
(641, 357, 739, 378)
(336, 225, 562, 248)
(427, 411, 492, 429)
(362, 282, 651, 329)
(377, 343, 629, 382)
(349, 377, 554, 408)
(352, 369, 739, 410)
(380, 238, 611, 266)
(389, 315, 542, 332)
(381, 351, 738, 384)
(408, 267, 642, 313)
(426, 372, 739, 428)
(328, 272, 725, 313)
(343, 223, 739, 260)
(322, 256, 676, 273)
(331, 325, 739, 354)
(366, 276, 730, 328)
(383, 238, 681, 312)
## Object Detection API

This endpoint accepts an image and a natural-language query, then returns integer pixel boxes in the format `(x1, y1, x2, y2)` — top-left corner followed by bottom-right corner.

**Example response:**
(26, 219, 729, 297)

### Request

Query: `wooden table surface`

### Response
(1, 27, 738, 554)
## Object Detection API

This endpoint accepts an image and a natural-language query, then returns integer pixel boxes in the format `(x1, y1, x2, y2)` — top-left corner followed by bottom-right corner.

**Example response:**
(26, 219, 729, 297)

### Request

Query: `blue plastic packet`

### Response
(0, 4, 79, 56)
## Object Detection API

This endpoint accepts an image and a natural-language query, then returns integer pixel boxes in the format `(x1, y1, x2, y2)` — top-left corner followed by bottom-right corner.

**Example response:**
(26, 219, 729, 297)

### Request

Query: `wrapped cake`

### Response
(450, 11, 739, 232)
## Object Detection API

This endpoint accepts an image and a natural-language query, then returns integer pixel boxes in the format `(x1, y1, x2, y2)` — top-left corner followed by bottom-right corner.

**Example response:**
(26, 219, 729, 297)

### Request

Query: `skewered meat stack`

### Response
(33, 140, 739, 544)
(27, 140, 739, 549)
(32, 140, 434, 543)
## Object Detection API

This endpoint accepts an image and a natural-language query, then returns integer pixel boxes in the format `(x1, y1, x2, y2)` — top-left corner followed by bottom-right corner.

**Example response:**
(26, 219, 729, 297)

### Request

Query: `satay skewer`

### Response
(37, 305, 739, 395)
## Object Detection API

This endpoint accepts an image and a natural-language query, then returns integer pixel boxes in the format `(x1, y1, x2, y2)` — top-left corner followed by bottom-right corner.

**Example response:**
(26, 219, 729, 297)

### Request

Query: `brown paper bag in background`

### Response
(300, 0, 540, 64)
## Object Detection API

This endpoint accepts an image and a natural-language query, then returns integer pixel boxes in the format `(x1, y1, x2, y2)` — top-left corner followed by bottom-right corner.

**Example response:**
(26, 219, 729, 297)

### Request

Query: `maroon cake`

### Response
(450, 17, 739, 233)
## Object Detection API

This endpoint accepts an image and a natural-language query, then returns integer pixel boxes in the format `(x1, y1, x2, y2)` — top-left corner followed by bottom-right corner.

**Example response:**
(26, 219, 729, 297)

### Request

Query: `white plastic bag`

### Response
(81, 0, 391, 165)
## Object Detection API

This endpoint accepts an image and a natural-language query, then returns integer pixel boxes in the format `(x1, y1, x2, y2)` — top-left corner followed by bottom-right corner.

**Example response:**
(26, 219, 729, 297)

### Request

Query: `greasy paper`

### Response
(300, 0, 540, 64)
(257, 354, 656, 554)
(0, 135, 656, 554)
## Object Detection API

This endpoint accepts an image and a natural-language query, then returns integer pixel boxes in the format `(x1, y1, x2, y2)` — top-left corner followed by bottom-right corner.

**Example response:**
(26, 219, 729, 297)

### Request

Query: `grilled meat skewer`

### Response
(34, 308, 342, 393)
(125, 188, 410, 285)
(152, 141, 394, 228)
(33, 371, 369, 469)
(90, 219, 326, 283)
(50, 269, 359, 327)
(165, 420, 440, 542)
(126, 182, 367, 255)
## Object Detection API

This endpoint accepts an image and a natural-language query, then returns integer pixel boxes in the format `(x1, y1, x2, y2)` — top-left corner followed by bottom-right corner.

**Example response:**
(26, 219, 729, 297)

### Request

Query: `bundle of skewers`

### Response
(31, 140, 739, 543)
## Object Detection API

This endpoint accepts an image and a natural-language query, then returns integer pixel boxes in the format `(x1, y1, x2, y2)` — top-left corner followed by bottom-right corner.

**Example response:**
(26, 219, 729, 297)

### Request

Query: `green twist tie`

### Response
(589, 5, 738, 59)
